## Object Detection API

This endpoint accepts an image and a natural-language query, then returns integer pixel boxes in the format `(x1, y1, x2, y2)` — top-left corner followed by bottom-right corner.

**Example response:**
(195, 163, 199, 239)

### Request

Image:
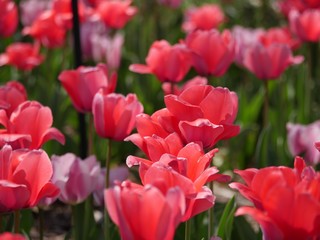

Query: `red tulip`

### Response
(96, 0, 137, 29)
(289, 9, 320, 42)
(0, 101, 65, 149)
(51, 0, 92, 29)
(127, 142, 230, 220)
(164, 85, 240, 148)
(161, 76, 208, 95)
(0, 232, 26, 240)
(23, 11, 67, 48)
(259, 27, 300, 50)
(58, 64, 117, 113)
(130, 40, 192, 83)
(0, 0, 18, 37)
(230, 157, 320, 240)
(105, 180, 185, 240)
(0, 81, 27, 117)
(92, 89, 144, 141)
(0, 145, 59, 213)
(0, 42, 44, 71)
(182, 4, 225, 33)
(185, 29, 235, 76)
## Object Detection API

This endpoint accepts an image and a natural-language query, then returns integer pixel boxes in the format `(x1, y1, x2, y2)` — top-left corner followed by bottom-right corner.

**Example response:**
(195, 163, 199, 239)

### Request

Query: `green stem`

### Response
(104, 139, 112, 240)
(185, 219, 191, 240)
(208, 181, 214, 239)
(39, 208, 44, 240)
(88, 114, 93, 155)
(263, 80, 269, 128)
(72, 204, 82, 240)
(0, 213, 2, 232)
(13, 210, 20, 234)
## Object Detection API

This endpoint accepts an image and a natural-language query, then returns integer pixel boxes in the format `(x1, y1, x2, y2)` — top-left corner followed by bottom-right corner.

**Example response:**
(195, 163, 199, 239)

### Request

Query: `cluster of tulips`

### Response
(0, 0, 320, 239)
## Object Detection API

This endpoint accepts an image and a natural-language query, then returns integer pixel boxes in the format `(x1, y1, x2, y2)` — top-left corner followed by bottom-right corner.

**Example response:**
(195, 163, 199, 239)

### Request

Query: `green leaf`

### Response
(216, 196, 236, 240)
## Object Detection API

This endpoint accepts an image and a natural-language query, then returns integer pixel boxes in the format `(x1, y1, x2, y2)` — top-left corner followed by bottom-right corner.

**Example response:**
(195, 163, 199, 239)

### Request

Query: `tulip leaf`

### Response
(216, 196, 236, 240)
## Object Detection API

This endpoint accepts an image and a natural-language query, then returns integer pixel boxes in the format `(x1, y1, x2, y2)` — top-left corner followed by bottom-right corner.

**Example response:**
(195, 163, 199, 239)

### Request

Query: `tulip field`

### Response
(0, 0, 320, 239)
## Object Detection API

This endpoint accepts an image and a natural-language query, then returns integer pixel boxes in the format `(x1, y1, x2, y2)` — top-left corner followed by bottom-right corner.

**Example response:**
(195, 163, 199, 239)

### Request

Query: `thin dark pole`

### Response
(71, 0, 88, 158)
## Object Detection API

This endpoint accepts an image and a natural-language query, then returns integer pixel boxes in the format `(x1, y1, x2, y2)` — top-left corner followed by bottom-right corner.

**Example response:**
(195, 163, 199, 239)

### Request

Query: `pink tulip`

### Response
(164, 85, 240, 148)
(0, 42, 44, 71)
(289, 9, 320, 42)
(242, 42, 303, 80)
(44, 153, 101, 204)
(287, 121, 320, 165)
(185, 29, 235, 76)
(91, 32, 124, 71)
(0, 232, 26, 240)
(182, 4, 225, 33)
(105, 180, 185, 240)
(59, 63, 117, 113)
(130, 40, 192, 83)
(161, 76, 208, 95)
(230, 157, 320, 240)
(0, 81, 27, 117)
(93, 165, 129, 206)
(0, 145, 59, 213)
(19, 0, 49, 27)
(0, 0, 18, 37)
(96, 0, 137, 29)
(0, 101, 65, 149)
(232, 26, 264, 65)
(92, 89, 144, 141)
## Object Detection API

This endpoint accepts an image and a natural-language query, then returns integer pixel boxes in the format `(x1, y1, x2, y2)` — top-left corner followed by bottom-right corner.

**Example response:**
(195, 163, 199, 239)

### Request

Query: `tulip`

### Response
(287, 121, 320, 165)
(232, 26, 264, 65)
(161, 76, 208, 95)
(19, 0, 49, 27)
(90, 32, 124, 71)
(242, 42, 303, 80)
(130, 40, 192, 83)
(58, 64, 117, 113)
(93, 165, 129, 206)
(127, 142, 230, 220)
(289, 9, 320, 42)
(164, 85, 240, 148)
(182, 4, 225, 33)
(0, 145, 59, 213)
(185, 29, 235, 76)
(45, 153, 101, 204)
(230, 157, 320, 240)
(0, 42, 44, 71)
(0, 101, 65, 149)
(0, 232, 26, 240)
(23, 10, 67, 48)
(259, 26, 300, 50)
(92, 89, 144, 141)
(0, 81, 27, 117)
(105, 180, 185, 240)
(0, 0, 18, 37)
(96, 0, 137, 29)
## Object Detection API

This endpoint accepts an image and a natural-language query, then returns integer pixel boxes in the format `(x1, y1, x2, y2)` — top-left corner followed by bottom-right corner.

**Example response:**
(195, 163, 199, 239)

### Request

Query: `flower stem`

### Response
(208, 181, 214, 239)
(13, 210, 20, 234)
(263, 80, 269, 128)
(185, 219, 191, 240)
(39, 208, 44, 240)
(104, 139, 112, 240)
